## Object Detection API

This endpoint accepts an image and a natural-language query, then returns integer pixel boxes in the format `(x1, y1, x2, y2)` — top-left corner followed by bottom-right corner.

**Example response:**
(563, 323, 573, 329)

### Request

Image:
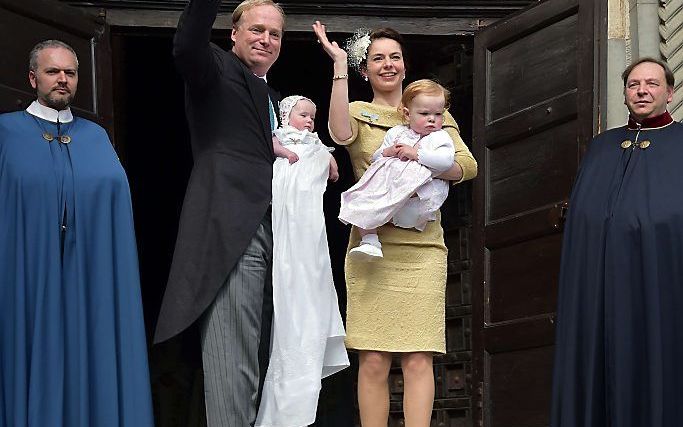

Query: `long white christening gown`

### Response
(256, 126, 349, 427)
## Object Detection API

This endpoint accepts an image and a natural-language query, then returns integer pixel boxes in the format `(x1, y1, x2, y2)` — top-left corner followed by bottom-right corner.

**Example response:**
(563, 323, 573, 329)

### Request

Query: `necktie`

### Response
(268, 98, 277, 131)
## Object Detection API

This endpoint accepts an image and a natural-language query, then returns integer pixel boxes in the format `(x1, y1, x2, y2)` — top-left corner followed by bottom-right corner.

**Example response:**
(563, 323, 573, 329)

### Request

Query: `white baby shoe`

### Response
(349, 243, 384, 260)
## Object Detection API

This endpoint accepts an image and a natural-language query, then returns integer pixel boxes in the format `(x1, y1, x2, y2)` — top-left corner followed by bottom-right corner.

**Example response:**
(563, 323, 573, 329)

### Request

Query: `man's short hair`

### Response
(622, 57, 675, 88)
(29, 40, 79, 72)
(232, 0, 285, 28)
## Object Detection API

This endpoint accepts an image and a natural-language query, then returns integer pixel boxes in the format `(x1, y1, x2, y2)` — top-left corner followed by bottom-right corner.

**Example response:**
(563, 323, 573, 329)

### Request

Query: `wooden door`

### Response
(471, 0, 600, 425)
(0, 0, 113, 131)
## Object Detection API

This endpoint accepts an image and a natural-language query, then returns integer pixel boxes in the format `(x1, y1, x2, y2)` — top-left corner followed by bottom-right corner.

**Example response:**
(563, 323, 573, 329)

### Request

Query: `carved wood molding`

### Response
(660, 0, 683, 120)
(102, 8, 498, 35)
(61, 0, 535, 18)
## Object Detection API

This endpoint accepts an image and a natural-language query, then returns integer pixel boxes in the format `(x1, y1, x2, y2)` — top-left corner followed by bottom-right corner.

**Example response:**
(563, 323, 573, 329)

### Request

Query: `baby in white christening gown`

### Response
(256, 96, 348, 427)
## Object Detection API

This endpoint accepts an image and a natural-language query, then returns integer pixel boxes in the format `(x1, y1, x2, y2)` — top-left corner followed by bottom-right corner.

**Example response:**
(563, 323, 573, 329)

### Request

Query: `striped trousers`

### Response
(201, 212, 273, 427)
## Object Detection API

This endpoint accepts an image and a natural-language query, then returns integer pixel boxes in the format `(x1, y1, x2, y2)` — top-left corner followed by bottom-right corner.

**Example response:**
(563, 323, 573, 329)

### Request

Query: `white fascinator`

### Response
(345, 28, 372, 73)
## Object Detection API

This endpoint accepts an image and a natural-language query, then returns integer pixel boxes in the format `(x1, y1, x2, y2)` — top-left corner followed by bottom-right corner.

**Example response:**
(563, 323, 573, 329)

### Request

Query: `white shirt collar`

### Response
(26, 100, 74, 123)
(255, 74, 267, 83)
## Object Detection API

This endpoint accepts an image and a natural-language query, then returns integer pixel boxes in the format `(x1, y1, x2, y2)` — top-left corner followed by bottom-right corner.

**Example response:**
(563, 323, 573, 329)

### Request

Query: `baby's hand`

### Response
(395, 143, 418, 161)
(286, 152, 299, 164)
(328, 156, 339, 182)
(382, 145, 399, 157)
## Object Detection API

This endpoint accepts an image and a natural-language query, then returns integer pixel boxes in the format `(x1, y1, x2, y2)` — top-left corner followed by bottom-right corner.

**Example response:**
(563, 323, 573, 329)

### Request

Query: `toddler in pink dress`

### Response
(339, 79, 455, 259)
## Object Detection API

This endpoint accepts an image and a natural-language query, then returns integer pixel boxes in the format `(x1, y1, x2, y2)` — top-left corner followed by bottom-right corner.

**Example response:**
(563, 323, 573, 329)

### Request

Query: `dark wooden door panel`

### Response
(487, 120, 578, 222)
(488, 233, 561, 323)
(483, 319, 556, 427)
(472, 0, 598, 425)
(0, 7, 95, 112)
(484, 204, 567, 250)
(487, 345, 554, 427)
(0, 0, 112, 128)
(484, 90, 578, 149)
(487, 13, 578, 123)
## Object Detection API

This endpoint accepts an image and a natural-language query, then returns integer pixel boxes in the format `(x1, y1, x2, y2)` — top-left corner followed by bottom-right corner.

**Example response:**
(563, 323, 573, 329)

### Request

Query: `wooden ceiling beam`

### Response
(63, 0, 535, 18)
(102, 8, 497, 35)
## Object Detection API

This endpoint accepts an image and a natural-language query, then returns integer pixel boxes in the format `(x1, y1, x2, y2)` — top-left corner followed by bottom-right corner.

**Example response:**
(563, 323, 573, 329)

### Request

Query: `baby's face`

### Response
(403, 94, 445, 136)
(288, 99, 316, 131)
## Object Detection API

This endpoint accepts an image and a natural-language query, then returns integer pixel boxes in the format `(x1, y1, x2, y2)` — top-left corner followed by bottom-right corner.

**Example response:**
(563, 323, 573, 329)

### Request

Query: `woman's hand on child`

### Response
(328, 156, 339, 182)
(286, 152, 299, 164)
(395, 143, 418, 161)
(313, 21, 348, 65)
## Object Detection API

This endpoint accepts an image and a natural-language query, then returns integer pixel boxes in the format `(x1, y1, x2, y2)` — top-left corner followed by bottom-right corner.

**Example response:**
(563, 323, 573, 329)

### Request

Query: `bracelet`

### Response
(332, 74, 348, 80)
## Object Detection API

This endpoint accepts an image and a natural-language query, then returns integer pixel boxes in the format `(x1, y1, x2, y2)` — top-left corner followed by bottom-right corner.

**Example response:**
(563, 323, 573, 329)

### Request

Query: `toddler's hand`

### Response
(395, 144, 418, 161)
(382, 145, 399, 157)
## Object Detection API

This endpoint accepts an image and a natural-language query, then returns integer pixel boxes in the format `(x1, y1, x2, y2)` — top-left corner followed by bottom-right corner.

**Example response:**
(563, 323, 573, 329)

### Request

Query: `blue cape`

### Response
(551, 120, 683, 426)
(0, 111, 153, 426)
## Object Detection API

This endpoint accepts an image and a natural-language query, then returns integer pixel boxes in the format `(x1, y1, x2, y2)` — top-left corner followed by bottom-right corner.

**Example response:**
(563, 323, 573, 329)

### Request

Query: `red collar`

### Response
(627, 111, 674, 129)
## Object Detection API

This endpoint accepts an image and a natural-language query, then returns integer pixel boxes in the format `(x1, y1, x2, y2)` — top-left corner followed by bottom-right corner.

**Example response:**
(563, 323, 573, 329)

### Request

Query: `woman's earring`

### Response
(363, 75, 369, 82)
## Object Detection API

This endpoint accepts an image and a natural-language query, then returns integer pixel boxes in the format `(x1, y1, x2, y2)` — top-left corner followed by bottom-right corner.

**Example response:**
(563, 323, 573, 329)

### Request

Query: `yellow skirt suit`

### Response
(331, 101, 477, 353)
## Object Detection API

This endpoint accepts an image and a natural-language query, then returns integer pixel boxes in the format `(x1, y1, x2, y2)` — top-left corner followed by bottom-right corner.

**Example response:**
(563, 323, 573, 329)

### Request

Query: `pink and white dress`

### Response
(339, 125, 454, 231)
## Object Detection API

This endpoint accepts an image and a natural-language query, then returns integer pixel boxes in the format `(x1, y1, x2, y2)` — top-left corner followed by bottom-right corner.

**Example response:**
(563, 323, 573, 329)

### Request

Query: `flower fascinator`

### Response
(345, 28, 372, 73)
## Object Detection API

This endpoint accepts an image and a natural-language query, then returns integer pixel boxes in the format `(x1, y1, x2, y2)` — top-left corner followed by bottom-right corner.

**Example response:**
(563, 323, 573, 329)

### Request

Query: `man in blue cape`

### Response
(551, 58, 683, 426)
(0, 40, 153, 427)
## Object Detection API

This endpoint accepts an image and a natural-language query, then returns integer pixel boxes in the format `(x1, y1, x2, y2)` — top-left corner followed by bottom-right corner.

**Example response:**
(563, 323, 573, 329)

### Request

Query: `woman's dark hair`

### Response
(369, 28, 404, 46)
(364, 27, 408, 69)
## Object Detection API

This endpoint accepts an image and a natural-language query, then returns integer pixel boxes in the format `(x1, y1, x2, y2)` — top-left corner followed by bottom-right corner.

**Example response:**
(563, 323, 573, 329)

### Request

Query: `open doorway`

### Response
(111, 27, 474, 426)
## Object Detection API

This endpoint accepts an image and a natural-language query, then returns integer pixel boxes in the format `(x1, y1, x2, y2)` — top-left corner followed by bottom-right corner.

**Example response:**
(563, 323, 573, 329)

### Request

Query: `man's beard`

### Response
(43, 90, 74, 111)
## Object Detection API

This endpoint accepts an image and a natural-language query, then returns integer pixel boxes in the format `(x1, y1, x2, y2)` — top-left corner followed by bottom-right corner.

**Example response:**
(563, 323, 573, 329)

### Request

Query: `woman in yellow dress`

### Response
(313, 22, 477, 427)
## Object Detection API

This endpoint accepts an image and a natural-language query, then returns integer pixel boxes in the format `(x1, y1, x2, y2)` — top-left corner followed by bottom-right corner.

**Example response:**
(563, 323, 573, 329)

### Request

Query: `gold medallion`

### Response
(639, 140, 651, 149)
(621, 140, 632, 149)
(42, 132, 54, 142)
(59, 135, 71, 144)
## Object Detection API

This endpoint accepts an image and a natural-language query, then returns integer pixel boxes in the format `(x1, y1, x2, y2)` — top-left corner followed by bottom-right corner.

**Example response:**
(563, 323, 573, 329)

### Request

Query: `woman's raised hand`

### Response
(313, 20, 352, 142)
(312, 21, 347, 64)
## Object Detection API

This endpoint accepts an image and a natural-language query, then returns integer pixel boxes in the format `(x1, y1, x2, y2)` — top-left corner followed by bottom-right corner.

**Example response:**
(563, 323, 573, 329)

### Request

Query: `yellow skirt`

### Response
(344, 214, 447, 353)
